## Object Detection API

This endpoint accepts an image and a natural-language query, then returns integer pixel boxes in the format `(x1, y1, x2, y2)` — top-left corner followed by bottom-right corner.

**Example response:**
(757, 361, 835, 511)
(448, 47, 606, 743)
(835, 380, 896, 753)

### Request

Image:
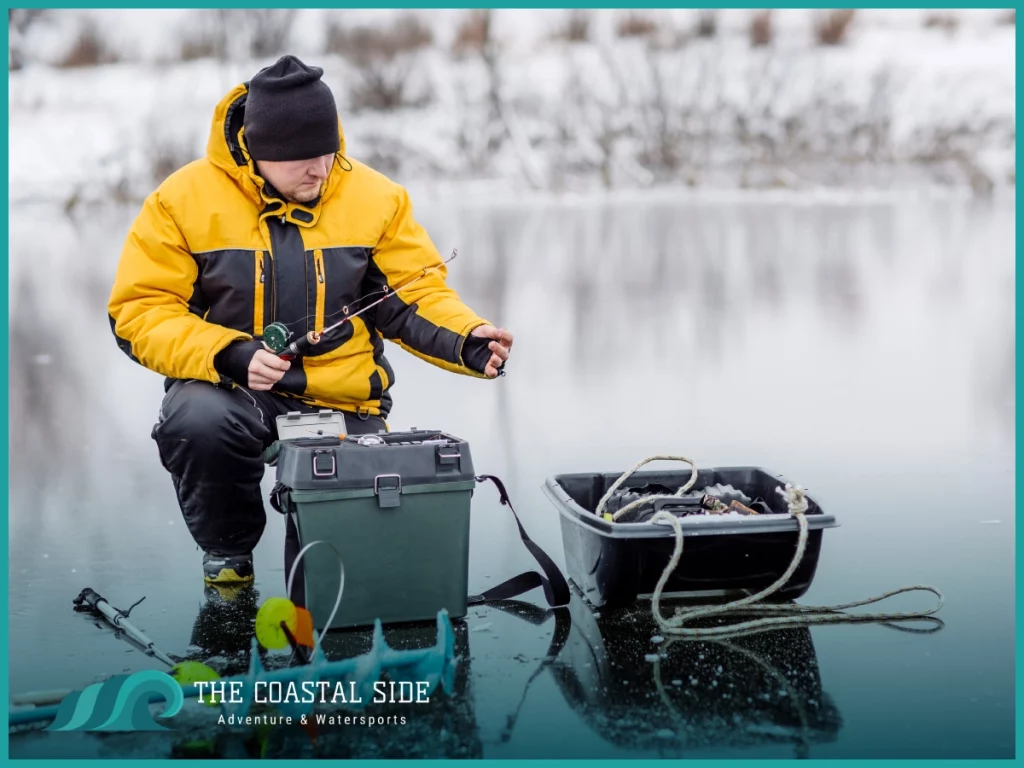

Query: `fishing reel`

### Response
(262, 322, 292, 355)
(262, 322, 321, 360)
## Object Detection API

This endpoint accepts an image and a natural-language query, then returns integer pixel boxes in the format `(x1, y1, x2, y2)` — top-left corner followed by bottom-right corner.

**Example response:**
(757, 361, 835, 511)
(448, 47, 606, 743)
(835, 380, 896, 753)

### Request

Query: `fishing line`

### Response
(265, 251, 461, 360)
(265, 291, 385, 336)
(286, 537, 345, 649)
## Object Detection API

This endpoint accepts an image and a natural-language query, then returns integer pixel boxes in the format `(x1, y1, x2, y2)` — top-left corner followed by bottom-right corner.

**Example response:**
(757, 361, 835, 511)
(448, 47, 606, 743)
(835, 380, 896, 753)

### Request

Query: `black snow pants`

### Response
(152, 379, 386, 557)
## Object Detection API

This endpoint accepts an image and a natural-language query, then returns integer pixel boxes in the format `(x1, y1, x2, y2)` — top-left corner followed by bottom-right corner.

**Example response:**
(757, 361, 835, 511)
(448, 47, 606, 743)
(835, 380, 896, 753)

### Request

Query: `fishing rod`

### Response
(72, 587, 177, 668)
(263, 250, 460, 360)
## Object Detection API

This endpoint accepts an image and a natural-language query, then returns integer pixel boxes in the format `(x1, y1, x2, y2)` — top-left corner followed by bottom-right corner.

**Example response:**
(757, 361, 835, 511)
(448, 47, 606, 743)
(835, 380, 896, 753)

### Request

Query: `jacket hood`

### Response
(205, 82, 348, 209)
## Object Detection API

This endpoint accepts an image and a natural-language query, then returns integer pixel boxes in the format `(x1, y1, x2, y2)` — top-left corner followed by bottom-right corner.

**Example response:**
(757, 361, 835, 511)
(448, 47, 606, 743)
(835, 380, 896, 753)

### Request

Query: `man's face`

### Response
(255, 154, 334, 203)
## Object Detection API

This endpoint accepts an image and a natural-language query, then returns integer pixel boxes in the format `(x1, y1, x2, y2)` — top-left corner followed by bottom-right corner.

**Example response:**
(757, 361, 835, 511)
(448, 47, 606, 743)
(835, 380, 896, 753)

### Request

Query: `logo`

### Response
(46, 670, 184, 732)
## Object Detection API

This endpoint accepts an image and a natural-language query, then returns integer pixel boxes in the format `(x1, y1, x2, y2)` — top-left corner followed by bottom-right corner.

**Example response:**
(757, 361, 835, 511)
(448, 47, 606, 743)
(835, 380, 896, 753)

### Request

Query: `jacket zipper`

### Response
(266, 220, 278, 324)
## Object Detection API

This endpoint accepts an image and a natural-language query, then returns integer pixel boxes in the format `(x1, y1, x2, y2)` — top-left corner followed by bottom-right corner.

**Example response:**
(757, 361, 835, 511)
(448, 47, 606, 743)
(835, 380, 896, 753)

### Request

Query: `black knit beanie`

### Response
(243, 55, 340, 162)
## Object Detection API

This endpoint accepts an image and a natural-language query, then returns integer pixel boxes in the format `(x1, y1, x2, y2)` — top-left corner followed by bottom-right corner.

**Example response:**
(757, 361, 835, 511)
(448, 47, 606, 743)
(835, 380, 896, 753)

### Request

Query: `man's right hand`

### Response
(247, 348, 291, 391)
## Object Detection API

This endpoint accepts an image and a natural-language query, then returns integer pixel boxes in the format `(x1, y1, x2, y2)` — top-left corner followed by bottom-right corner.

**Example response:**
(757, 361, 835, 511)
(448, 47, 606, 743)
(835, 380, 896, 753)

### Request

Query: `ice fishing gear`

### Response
(10, 540, 452, 729)
(261, 249, 505, 375)
(251, 538, 344, 667)
(9, 611, 458, 728)
(596, 477, 768, 524)
(72, 588, 177, 667)
(14, 546, 441, 728)
(544, 455, 943, 639)
(270, 429, 569, 631)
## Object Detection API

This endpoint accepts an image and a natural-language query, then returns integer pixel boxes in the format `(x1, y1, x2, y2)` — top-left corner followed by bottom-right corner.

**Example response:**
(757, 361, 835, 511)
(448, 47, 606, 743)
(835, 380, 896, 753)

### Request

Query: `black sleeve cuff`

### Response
(460, 334, 492, 375)
(213, 339, 263, 385)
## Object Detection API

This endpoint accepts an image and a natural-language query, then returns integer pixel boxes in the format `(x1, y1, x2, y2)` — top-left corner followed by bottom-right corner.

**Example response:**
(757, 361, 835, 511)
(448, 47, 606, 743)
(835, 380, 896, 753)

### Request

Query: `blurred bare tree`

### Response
(813, 9, 857, 46)
(8, 9, 1011, 198)
(326, 13, 434, 111)
(450, 10, 543, 188)
(451, 8, 493, 59)
(551, 10, 592, 43)
(695, 10, 718, 39)
(453, 11, 503, 174)
(245, 10, 296, 57)
(749, 10, 774, 48)
(57, 16, 120, 67)
(922, 12, 961, 36)
(616, 12, 658, 39)
(177, 9, 295, 61)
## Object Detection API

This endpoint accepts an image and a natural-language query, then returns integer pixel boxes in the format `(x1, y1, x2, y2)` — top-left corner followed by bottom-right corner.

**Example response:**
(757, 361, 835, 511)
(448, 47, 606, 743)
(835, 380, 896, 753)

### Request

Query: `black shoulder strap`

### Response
(467, 475, 571, 609)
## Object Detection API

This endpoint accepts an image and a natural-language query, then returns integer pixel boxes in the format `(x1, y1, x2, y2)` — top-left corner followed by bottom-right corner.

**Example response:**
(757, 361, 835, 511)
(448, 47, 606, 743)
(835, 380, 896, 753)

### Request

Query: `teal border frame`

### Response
(3, 2, 1019, 765)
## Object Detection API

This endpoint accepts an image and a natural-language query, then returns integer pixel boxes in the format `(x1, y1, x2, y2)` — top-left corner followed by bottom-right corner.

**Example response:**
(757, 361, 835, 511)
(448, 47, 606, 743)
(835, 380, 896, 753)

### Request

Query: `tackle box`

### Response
(270, 415, 476, 630)
(543, 467, 839, 608)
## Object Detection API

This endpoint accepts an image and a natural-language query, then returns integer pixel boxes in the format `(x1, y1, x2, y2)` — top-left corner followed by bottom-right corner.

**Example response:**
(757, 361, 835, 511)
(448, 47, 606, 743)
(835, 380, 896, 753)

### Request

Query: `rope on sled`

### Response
(598, 456, 943, 639)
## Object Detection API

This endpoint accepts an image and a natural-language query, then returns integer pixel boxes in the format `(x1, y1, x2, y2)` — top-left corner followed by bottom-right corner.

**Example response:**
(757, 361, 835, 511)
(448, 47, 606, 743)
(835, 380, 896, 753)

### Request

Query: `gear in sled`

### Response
(599, 482, 771, 523)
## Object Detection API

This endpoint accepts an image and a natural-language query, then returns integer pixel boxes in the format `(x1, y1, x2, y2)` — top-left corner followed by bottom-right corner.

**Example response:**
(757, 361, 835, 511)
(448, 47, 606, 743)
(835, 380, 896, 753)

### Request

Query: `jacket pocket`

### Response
(313, 249, 325, 333)
(254, 250, 265, 336)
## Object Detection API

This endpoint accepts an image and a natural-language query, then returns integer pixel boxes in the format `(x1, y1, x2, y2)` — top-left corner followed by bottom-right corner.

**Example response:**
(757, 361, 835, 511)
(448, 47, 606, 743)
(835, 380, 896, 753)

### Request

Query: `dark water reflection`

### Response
(8, 193, 1014, 758)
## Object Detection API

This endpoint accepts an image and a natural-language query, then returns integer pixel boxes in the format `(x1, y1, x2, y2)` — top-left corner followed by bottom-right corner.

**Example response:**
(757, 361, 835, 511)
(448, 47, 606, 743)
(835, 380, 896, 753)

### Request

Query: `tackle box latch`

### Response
(312, 449, 337, 478)
(374, 474, 402, 508)
(436, 445, 461, 470)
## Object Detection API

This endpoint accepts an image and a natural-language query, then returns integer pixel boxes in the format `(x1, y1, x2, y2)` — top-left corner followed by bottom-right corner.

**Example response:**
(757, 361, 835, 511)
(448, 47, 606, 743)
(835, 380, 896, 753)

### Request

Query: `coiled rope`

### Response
(596, 456, 943, 639)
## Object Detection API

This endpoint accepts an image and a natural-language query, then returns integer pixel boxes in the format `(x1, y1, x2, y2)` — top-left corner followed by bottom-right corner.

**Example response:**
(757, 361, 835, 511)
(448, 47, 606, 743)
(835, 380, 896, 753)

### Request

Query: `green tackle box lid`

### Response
(274, 429, 476, 492)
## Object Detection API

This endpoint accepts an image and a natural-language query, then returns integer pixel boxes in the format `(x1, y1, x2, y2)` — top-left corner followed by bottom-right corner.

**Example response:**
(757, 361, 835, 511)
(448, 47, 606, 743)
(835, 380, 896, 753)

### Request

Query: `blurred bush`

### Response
(749, 10, 774, 48)
(174, 10, 295, 62)
(8, 9, 1014, 201)
(451, 9, 493, 59)
(922, 12, 960, 35)
(813, 9, 856, 46)
(57, 16, 120, 67)
(551, 10, 592, 43)
(616, 13, 658, 40)
(694, 10, 718, 39)
(326, 13, 434, 111)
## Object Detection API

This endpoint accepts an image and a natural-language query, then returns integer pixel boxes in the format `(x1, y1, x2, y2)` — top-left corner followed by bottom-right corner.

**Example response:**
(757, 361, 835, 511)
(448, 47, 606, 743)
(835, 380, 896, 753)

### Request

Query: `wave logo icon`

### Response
(46, 670, 184, 732)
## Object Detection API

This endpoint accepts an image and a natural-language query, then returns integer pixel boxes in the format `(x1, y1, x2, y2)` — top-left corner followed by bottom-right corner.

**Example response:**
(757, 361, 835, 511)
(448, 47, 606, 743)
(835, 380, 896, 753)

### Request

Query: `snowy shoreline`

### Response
(9, 9, 1015, 206)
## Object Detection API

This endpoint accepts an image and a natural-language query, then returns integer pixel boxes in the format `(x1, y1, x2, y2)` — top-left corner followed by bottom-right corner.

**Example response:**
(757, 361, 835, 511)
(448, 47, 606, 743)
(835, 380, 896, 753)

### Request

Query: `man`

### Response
(108, 55, 513, 585)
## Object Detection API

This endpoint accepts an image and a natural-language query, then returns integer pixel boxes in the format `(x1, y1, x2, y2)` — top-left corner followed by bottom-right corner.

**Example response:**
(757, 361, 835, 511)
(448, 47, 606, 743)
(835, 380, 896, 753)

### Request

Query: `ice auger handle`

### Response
(72, 587, 105, 613)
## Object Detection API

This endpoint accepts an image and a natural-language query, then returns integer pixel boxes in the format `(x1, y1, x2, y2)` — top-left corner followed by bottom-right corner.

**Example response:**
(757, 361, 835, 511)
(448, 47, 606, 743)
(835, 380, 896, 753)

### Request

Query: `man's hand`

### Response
(248, 347, 291, 391)
(470, 325, 513, 378)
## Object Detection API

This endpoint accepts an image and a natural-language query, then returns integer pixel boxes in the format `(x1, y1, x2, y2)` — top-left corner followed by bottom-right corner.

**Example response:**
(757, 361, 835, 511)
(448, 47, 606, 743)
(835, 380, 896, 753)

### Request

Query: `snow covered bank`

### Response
(8, 9, 1015, 206)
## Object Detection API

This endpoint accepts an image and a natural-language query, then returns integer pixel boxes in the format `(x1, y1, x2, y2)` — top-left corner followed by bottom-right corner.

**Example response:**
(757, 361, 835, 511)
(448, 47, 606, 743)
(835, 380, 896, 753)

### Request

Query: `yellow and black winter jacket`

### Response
(108, 82, 492, 418)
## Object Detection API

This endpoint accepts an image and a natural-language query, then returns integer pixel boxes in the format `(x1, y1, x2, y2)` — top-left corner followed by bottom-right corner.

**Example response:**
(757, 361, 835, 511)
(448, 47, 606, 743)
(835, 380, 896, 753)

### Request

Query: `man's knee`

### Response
(152, 381, 268, 472)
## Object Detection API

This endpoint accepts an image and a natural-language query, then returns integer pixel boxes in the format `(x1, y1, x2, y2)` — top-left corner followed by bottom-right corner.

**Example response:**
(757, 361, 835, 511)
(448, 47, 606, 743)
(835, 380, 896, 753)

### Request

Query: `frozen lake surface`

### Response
(8, 192, 1014, 758)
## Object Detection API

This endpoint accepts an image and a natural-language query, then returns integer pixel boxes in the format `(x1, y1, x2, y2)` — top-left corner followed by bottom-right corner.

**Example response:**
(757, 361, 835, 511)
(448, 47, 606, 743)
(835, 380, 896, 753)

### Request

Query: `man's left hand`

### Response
(471, 325, 514, 378)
